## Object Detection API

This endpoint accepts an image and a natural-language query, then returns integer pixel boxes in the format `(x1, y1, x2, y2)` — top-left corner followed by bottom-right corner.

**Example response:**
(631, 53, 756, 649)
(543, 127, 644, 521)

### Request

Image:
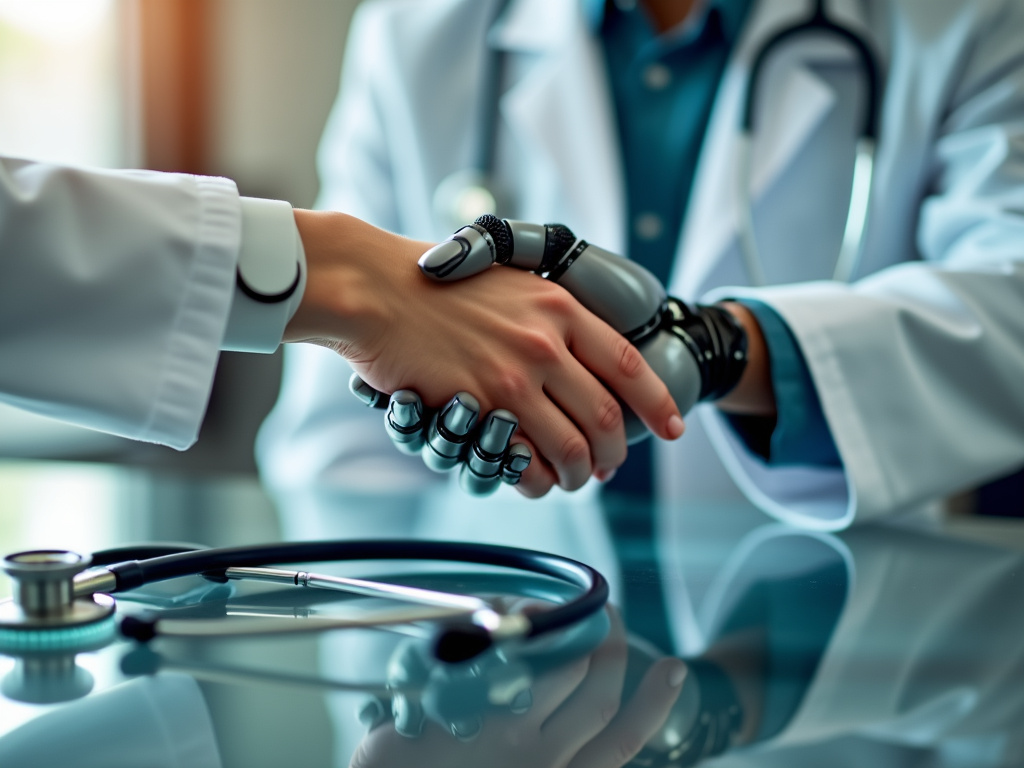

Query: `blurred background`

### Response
(0, 0, 360, 601)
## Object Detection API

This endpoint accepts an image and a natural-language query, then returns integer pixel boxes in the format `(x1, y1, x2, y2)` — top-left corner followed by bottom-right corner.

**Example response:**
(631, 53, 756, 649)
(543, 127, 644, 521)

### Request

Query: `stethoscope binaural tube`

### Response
(738, 0, 881, 287)
(2, 540, 608, 664)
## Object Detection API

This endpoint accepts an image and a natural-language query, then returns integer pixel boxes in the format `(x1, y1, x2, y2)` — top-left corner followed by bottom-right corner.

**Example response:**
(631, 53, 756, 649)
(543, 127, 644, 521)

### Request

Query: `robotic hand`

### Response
(350, 377, 533, 496)
(352, 215, 748, 495)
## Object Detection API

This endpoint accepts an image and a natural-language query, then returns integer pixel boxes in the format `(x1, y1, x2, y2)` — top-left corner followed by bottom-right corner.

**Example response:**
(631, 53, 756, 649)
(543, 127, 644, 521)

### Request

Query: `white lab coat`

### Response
(258, 0, 1024, 529)
(0, 158, 242, 449)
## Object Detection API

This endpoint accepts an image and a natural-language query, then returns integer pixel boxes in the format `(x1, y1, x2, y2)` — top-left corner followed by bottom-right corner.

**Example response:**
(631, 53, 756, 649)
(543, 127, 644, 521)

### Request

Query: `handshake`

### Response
(350, 216, 748, 496)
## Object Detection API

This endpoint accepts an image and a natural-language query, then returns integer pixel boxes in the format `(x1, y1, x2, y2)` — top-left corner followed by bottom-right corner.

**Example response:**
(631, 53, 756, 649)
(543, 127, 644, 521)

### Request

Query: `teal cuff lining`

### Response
(728, 300, 842, 468)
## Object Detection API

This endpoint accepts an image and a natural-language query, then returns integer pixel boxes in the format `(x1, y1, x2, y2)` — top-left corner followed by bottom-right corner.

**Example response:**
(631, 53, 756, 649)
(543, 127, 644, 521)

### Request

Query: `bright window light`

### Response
(0, 0, 123, 167)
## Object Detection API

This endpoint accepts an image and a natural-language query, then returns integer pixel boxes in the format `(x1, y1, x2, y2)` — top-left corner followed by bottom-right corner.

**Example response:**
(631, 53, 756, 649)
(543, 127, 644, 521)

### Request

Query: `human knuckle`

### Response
(493, 367, 532, 402)
(519, 329, 562, 365)
(616, 341, 645, 379)
(536, 285, 574, 315)
(596, 396, 624, 433)
(558, 434, 590, 468)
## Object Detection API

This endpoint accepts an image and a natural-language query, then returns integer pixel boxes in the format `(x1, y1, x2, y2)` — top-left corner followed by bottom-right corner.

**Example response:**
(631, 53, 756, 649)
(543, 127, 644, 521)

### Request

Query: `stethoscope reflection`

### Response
(6, 522, 1024, 767)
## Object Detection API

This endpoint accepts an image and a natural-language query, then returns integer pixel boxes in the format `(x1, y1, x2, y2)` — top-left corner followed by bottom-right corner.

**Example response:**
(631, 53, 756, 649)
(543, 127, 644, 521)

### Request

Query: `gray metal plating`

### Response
(500, 443, 532, 485)
(550, 241, 666, 341)
(349, 373, 387, 408)
(504, 220, 547, 270)
(386, 390, 427, 454)
(423, 392, 480, 472)
(418, 225, 496, 281)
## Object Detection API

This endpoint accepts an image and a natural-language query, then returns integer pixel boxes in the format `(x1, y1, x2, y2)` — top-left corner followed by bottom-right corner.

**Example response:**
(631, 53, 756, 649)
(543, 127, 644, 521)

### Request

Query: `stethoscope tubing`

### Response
(738, 0, 882, 287)
(742, 0, 881, 140)
(87, 539, 608, 643)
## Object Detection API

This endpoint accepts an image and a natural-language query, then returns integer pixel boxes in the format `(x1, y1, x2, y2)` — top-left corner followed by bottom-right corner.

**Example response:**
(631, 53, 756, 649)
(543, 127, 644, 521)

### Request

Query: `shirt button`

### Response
(642, 63, 672, 91)
(634, 212, 664, 241)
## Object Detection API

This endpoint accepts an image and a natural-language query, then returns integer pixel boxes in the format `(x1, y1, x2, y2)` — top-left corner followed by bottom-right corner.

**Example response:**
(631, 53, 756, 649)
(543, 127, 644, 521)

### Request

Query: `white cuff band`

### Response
(221, 197, 306, 353)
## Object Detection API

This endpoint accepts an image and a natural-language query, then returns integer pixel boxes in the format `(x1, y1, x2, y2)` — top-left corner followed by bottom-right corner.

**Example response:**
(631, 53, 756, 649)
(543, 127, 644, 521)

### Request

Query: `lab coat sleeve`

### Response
(0, 157, 241, 449)
(703, 3, 1024, 529)
(256, 3, 440, 493)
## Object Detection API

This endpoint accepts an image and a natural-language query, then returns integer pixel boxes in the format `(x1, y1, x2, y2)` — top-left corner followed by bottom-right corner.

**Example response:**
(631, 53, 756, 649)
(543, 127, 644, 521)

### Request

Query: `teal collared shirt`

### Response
(585, 0, 841, 475)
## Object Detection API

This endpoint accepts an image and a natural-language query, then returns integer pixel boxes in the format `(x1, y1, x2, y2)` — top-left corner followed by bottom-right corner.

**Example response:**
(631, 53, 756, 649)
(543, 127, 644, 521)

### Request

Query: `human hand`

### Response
(349, 608, 688, 768)
(419, 217, 755, 439)
(286, 210, 684, 496)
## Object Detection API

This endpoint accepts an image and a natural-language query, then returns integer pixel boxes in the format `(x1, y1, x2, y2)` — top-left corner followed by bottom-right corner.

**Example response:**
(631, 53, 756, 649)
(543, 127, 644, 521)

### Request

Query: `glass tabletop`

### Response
(0, 467, 1022, 768)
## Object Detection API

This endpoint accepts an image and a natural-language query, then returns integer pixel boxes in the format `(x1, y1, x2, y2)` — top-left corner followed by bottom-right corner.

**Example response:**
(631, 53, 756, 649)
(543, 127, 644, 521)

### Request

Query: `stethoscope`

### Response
(432, 0, 881, 287)
(0, 540, 608, 664)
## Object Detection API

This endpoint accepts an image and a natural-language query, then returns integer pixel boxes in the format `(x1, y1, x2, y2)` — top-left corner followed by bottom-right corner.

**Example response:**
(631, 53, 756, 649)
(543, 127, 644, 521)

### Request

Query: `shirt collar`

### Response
(581, 0, 748, 42)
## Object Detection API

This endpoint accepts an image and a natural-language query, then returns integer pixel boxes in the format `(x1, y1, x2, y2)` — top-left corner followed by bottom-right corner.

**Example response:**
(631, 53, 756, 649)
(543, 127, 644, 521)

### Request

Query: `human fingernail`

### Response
(595, 468, 617, 483)
(667, 661, 688, 688)
(667, 414, 685, 440)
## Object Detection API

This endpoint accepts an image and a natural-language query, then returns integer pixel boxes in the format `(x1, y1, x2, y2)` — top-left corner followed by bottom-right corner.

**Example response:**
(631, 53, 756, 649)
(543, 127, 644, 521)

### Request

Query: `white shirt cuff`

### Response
(221, 196, 307, 353)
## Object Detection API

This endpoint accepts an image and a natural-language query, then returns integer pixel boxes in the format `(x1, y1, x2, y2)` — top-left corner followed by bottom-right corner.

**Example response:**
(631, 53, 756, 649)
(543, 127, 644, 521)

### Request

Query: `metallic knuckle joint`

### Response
(459, 410, 519, 496)
(495, 218, 547, 271)
(349, 373, 388, 409)
(386, 390, 427, 455)
(423, 392, 480, 472)
(501, 443, 532, 485)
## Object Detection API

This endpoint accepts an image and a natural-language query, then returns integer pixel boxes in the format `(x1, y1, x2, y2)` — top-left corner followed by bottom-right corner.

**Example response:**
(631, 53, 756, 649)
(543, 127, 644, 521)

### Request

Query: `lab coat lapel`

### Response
(491, 0, 627, 253)
(673, 0, 870, 296)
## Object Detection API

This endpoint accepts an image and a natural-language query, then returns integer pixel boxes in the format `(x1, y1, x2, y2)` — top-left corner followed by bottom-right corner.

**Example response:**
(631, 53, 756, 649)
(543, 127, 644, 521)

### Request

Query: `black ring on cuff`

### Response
(236, 264, 302, 304)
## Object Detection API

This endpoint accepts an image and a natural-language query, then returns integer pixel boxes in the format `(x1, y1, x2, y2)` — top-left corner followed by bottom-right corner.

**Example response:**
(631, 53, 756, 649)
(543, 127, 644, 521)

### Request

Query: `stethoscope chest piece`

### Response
(0, 550, 115, 651)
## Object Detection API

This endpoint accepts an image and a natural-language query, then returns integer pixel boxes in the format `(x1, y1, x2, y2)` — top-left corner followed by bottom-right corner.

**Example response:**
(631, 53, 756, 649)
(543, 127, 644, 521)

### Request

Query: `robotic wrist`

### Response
(662, 299, 748, 402)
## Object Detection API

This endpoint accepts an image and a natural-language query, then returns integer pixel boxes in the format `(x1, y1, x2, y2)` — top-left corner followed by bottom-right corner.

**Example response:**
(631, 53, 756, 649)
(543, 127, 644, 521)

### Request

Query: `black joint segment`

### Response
(541, 224, 576, 273)
(622, 299, 670, 346)
(119, 615, 159, 643)
(433, 622, 494, 663)
(666, 298, 749, 402)
(545, 240, 588, 284)
(474, 214, 512, 264)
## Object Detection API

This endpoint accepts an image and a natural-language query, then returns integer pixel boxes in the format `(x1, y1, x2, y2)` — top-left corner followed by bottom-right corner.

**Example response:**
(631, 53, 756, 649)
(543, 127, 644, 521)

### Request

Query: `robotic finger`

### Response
(423, 392, 480, 472)
(386, 390, 429, 455)
(349, 373, 390, 409)
(459, 409, 519, 496)
(500, 443, 532, 487)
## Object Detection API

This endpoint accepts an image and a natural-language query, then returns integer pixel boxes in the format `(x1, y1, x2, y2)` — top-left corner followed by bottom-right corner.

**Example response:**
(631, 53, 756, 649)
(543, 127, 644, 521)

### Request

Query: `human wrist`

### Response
(714, 301, 775, 417)
(284, 209, 428, 352)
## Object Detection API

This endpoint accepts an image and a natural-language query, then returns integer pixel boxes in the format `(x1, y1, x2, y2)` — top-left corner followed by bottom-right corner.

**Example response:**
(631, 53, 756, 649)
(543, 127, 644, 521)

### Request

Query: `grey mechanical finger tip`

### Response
(477, 409, 518, 455)
(348, 373, 387, 408)
(386, 389, 427, 454)
(423, 394, 481, 472)
(501, 443, 532, 486)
